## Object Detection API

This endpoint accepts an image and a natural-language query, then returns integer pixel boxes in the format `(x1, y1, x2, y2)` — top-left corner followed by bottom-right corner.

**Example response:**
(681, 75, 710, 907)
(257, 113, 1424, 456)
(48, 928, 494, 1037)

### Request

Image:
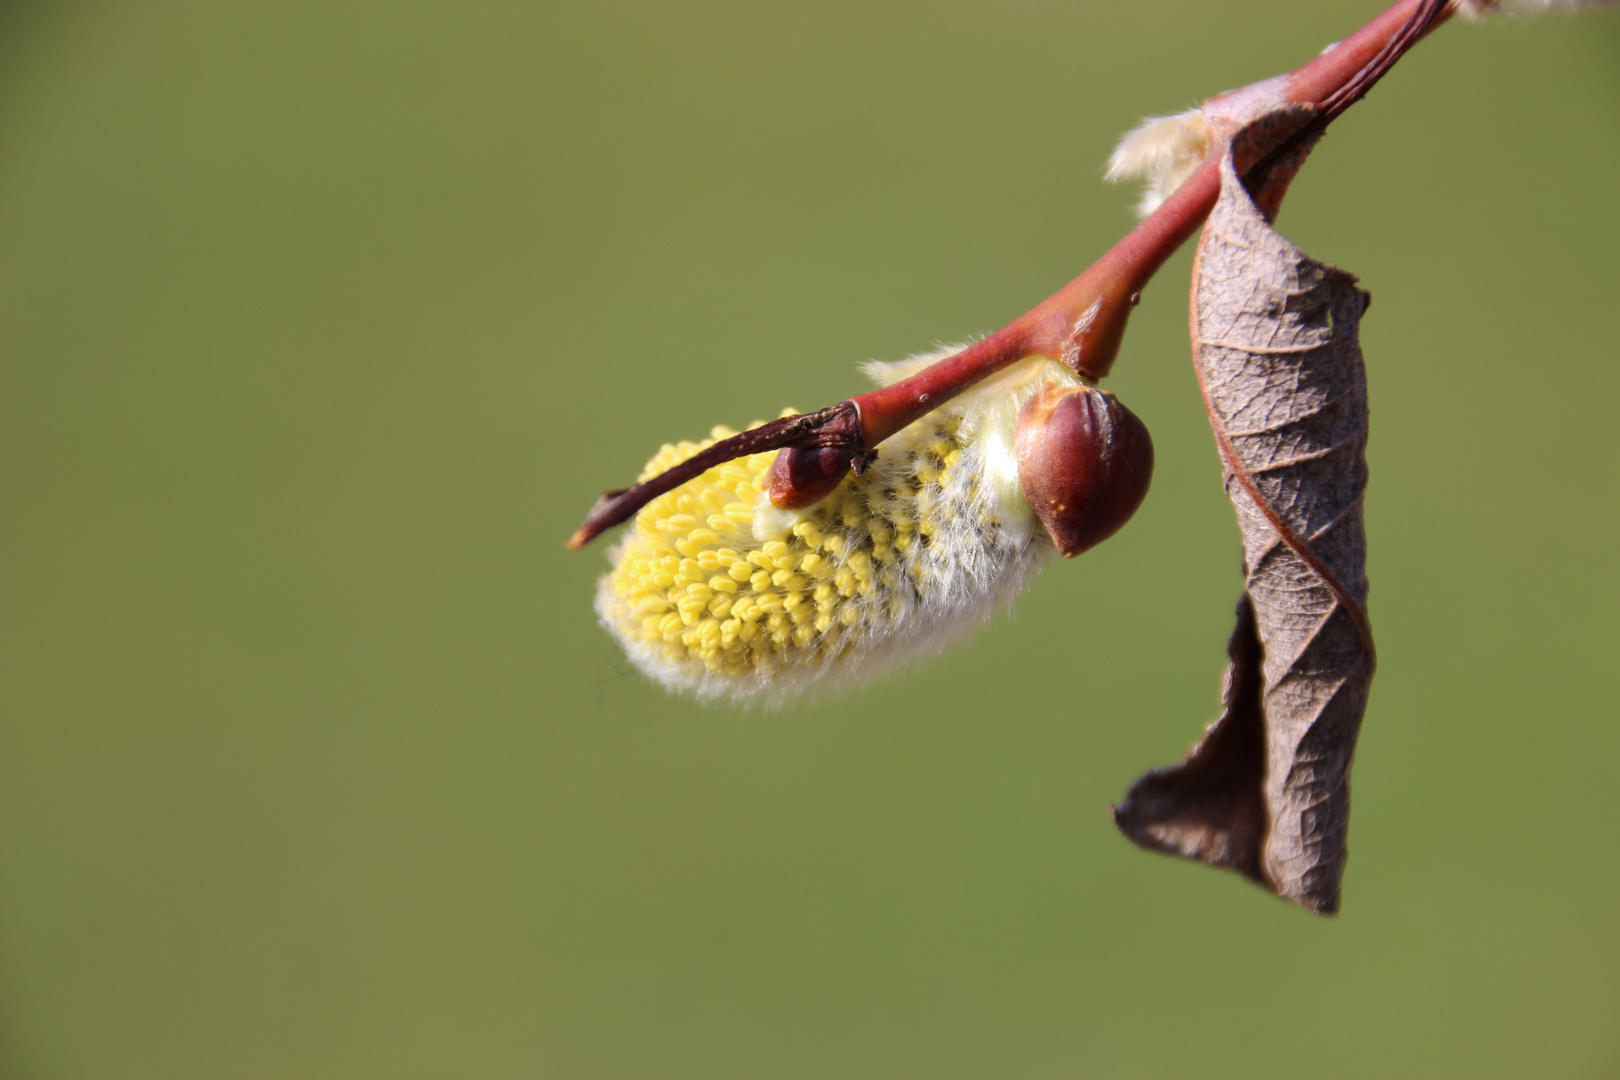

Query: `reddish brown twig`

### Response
(569, 0, 1453, 549)
(565, 402, 868, 550)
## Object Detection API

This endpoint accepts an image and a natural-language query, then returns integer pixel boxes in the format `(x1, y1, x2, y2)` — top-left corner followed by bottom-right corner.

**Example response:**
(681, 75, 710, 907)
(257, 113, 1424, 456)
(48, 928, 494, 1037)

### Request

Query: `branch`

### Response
(568, 0, 1453, 548)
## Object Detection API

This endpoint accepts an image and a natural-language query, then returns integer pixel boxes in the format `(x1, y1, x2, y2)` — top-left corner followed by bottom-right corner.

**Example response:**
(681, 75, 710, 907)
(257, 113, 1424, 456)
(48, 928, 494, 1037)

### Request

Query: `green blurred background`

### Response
(2, 2, 1617, 1077)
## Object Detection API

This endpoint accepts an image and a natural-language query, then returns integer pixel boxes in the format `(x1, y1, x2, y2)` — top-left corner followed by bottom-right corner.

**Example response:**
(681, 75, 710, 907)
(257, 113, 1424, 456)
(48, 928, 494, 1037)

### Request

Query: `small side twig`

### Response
(565, 401, 870, 550)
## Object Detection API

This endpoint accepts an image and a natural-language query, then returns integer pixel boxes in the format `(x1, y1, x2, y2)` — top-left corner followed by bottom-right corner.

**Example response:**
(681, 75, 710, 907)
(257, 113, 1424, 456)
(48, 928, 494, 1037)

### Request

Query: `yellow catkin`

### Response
(593, 354, 1079, 703)
(597, 411, 972, 688)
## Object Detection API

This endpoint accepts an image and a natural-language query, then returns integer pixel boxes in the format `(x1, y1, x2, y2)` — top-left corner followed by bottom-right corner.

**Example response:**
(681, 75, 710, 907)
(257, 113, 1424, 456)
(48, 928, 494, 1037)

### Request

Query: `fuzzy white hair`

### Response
(1105, 108, 1213, 218)
(1453, 0, 1618, 16)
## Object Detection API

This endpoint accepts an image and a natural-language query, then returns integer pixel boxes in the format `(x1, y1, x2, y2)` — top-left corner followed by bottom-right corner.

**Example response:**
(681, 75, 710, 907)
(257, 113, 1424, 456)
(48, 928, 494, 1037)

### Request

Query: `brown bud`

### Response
(763, 402, 873, 510)
(765, 445, 856, 510)
(1015, 382, 1153, 557)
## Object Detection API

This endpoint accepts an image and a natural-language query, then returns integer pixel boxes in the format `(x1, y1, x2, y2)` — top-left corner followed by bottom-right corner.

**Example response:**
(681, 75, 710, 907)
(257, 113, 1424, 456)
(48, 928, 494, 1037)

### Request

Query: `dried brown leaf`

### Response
(1115, 114, 1374, 915)
(1113, 594, 1267, 885)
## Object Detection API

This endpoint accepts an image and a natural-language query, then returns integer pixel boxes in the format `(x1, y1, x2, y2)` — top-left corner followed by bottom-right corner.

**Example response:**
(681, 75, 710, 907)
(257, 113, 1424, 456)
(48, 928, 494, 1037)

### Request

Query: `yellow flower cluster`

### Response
(599, 410, 969, 688)
(593, 354, 1075, 704)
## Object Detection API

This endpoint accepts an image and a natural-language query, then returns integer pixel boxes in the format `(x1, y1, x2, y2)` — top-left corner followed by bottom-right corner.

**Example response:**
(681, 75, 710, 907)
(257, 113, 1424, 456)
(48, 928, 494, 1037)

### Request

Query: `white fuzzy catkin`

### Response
(1105, 108, 1212, 217)
(595, 353, 1079, 706)
(1453, 0, 1618, 16)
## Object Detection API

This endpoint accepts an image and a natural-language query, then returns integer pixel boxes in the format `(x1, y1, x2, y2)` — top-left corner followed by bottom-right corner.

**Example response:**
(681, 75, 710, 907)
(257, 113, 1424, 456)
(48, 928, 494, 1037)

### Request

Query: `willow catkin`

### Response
(594, 354, 1082, 706)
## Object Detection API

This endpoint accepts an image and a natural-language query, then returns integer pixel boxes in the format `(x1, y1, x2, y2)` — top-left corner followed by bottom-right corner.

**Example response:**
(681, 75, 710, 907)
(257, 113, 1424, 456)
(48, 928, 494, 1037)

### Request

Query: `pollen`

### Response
(594, 353, 1085, 704)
